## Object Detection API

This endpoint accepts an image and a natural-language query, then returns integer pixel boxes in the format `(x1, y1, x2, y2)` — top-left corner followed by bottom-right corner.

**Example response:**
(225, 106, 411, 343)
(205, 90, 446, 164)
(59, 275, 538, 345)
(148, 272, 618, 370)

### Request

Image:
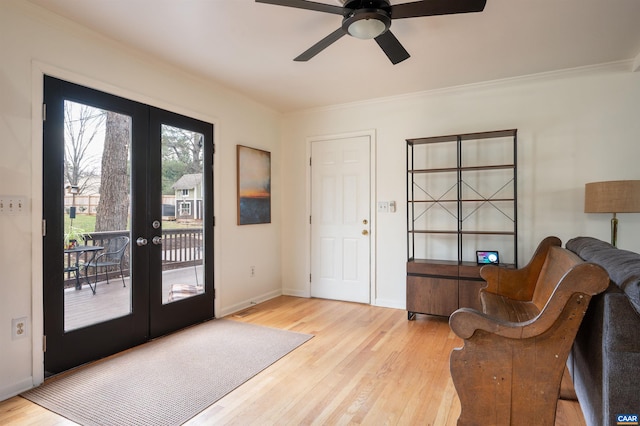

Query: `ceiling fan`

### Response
(255, 0, 487, 65)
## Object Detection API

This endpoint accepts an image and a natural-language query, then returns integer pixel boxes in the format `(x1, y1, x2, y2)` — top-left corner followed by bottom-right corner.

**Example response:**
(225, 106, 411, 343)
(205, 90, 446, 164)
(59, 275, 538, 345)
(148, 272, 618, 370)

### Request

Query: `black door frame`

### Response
(43, 76, 214, 374)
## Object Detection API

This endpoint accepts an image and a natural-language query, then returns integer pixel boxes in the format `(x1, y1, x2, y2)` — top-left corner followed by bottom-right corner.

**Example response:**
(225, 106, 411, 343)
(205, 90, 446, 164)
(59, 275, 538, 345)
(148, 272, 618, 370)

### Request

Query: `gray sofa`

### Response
(565, 236, 640, 426)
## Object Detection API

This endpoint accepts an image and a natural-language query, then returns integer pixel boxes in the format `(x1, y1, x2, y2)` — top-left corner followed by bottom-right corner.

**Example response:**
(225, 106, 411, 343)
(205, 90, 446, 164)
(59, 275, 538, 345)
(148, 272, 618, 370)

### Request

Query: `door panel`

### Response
(43, 76, 214, 374)
(311, 136, 370, 303)
(148, 108, 214, 338)
(44, 77, 149, 374)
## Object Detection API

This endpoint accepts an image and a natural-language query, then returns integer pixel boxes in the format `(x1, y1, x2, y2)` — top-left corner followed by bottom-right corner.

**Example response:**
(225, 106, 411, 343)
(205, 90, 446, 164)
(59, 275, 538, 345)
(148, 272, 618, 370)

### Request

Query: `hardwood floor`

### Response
(0, 296, 585, 425)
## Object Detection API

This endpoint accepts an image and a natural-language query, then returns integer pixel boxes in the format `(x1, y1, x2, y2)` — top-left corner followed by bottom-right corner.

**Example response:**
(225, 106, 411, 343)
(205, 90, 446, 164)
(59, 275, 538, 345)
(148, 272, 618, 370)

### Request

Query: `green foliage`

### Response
(64, 214, 198, 232)
(65, 214, 96, 233)
(64, 224, 87, 248)
(162, 159, 188, 195)
(161, 124, 203, 194)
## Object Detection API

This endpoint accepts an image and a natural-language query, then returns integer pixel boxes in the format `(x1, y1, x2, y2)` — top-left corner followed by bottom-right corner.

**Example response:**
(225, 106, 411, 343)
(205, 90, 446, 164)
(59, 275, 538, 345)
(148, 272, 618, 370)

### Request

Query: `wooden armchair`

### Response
(449, 237, 609, 425)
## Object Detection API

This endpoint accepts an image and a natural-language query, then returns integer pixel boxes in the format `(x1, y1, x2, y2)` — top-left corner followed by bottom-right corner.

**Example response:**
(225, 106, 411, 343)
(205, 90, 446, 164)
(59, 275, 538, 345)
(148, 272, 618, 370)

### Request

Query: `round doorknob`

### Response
(152, 236, 162, 245)
(362, 230, 369, 235)
(136, 237, 148, 246)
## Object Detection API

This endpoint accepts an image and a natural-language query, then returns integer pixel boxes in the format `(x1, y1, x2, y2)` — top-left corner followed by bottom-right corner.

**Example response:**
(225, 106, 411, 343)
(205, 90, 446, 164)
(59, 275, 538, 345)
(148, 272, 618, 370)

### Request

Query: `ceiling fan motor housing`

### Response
(342, 0, 391, 11)
(342, 0, 392, 39)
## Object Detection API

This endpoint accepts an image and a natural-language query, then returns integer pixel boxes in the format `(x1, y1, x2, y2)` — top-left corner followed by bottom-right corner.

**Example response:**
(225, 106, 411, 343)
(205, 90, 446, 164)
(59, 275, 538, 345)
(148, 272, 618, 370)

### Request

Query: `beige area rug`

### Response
(22, 319, 312, 426)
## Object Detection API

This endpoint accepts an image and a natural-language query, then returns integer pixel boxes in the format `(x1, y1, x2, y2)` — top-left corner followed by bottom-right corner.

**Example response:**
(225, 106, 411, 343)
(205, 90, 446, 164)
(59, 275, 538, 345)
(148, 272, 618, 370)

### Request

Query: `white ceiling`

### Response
(27, 0, 640, 112)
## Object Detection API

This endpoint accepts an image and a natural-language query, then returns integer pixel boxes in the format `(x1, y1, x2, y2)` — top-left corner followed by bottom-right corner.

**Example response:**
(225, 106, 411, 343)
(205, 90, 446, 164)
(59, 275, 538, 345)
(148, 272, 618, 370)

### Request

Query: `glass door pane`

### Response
(62, 100, 132, 331)
(160, 124, 205, 305)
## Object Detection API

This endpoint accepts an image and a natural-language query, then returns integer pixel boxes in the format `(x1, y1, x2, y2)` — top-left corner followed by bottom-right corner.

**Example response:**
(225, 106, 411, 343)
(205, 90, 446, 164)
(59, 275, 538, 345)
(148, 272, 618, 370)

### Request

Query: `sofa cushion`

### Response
(566, 237, 640, 316)
(566, 236, 615, 255)
(622, 277, 640, 317)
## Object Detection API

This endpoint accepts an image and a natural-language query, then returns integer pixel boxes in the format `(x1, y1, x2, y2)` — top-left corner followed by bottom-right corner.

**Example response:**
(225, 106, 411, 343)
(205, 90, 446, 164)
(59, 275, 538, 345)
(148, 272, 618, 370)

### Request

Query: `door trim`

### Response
(306, 129, 377, 304)
(30, 62, 221, 386)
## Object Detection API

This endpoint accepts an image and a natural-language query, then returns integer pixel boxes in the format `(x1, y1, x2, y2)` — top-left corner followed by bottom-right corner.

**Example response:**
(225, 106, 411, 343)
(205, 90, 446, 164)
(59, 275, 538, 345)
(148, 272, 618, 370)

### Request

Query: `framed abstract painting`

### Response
(237, 145, 271, 225)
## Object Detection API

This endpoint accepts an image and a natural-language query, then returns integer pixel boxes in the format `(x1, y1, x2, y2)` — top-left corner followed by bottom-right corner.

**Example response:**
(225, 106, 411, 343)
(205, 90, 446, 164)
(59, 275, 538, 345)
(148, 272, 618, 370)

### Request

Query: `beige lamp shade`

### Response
(584, 180, 640, 213)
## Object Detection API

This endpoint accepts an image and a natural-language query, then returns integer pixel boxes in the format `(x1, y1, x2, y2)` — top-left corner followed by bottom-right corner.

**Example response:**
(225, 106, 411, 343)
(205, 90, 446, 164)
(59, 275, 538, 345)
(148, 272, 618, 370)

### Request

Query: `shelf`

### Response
(407, 129, 517, 146)
(460, 164, 515, 171)
(460, 230, 515, 236)
(407, 128, 518, 264)
(409, 230, 515, 236)
(409, 167, 458, 174)
(409, 198, 514, 203)
(409, 230, 459, 235)
(406, 129, 518, 319)
(409, 164, 514, 174)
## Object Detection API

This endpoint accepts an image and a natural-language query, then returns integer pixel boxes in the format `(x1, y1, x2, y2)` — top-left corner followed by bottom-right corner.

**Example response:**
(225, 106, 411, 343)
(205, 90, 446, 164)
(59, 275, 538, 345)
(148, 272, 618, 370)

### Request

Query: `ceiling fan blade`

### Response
(255, 0, 344, 15)
(294, 28, 346, 61)
(391, 0, 487, 19)
(374, 30, 410, 65)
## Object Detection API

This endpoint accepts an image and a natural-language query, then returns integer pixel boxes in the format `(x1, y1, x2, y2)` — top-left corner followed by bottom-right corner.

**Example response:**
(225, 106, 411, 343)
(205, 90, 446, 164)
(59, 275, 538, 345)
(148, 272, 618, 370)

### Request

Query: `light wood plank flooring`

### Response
(0, 296, 585, 425)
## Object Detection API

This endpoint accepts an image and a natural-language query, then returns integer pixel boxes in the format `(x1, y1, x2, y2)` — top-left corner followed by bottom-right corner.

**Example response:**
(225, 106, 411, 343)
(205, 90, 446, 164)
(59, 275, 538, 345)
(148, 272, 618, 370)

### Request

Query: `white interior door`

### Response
(311, 135, 371, 303)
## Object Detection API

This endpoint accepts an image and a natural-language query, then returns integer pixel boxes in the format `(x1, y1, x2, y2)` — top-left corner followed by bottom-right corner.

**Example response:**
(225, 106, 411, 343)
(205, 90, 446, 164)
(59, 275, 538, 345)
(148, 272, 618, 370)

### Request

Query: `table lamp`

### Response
(584, 180, 640, 247)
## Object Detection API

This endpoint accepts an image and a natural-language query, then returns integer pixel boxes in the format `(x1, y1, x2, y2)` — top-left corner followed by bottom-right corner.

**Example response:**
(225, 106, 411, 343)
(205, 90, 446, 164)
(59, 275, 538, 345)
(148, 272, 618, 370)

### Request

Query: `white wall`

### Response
(3, 0, 640, 405)
(0, 0, 282, 399)
(281, 62, 640, 309)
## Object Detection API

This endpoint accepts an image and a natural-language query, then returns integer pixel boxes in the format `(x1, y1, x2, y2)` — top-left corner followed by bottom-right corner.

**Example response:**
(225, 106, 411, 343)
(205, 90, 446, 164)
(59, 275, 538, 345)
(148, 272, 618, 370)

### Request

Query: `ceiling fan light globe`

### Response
(348, 18, 386, 39)
(343, 9, 391, 40)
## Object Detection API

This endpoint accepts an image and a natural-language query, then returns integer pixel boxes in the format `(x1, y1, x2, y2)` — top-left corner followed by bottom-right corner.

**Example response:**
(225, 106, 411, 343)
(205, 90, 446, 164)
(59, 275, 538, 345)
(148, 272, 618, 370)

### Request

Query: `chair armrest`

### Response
(480, 236, 561, 301)
(449, 307, 529, 340)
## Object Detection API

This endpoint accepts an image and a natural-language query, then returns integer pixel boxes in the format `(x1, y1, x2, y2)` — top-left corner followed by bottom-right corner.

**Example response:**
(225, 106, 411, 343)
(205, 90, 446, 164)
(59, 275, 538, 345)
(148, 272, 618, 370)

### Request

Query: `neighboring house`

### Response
(171, 173, 203, 221)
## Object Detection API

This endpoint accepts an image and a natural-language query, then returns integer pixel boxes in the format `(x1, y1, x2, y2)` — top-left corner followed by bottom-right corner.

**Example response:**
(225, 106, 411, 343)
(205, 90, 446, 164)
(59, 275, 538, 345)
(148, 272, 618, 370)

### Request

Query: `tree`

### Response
(94, 111, 130, 232)
(161, 125, 203, 194)
(64, 101, 105, 194)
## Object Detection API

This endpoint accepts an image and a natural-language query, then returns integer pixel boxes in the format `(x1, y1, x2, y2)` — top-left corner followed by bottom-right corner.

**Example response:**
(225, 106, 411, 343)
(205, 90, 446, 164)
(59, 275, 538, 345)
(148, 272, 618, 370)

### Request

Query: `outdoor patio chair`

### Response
(85, 236, 129, 295)
(64, 265, 80, 290)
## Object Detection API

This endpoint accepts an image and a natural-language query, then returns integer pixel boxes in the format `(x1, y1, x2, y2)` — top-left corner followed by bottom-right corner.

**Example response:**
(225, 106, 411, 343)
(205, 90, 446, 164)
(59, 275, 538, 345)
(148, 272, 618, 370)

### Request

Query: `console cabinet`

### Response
(406, 130, 518, 319)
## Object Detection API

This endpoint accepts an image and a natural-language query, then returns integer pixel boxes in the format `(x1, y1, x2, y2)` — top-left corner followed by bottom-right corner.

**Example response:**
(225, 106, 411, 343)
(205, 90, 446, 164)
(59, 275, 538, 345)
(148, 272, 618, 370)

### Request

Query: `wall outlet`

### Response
(12, 317, 28, 340)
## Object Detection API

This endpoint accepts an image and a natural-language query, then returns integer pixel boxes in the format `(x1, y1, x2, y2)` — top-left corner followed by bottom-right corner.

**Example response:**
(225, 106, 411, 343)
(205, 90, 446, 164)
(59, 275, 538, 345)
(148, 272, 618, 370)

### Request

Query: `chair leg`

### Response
(120, 264, 126, 287)
(89, 266, 97, 295)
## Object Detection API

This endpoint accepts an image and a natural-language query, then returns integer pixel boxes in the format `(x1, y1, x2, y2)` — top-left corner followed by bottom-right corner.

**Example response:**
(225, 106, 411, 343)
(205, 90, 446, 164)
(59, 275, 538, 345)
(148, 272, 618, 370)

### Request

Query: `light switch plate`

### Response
(0, 196, 27, 215)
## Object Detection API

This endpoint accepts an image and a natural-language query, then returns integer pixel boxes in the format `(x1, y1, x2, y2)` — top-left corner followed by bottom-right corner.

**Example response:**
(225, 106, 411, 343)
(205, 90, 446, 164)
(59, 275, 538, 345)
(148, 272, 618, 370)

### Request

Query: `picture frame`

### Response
(237, 145, 271, 225)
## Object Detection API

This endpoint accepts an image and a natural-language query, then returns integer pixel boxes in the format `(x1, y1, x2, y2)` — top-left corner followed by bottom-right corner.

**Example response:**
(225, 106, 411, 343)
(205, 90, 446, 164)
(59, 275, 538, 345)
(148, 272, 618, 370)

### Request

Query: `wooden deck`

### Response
(64, 265, 203, 331)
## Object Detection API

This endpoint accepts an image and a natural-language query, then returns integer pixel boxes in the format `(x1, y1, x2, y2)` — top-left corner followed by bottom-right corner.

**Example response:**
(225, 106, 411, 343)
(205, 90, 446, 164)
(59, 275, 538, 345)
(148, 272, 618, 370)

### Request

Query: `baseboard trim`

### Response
(282, 288, 310, 298)
(218, 290, 282, 318)
(0, 377, 35, 402)
(374, 298, 405, 310)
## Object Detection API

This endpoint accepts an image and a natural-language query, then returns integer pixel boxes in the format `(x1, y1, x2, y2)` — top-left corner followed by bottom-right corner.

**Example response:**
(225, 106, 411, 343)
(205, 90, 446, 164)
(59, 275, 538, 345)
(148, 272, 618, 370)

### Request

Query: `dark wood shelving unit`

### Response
(406, 129, 518, 319)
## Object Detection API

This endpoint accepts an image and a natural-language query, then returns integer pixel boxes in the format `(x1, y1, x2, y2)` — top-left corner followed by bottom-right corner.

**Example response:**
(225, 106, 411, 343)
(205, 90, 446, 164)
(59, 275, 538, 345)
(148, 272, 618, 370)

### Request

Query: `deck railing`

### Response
(64, 228, 203, 288)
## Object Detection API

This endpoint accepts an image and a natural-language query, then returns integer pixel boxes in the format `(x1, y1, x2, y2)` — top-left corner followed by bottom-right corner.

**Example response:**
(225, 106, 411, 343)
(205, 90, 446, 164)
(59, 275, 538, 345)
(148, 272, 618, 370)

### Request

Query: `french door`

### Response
(43, 76, 214, 374)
